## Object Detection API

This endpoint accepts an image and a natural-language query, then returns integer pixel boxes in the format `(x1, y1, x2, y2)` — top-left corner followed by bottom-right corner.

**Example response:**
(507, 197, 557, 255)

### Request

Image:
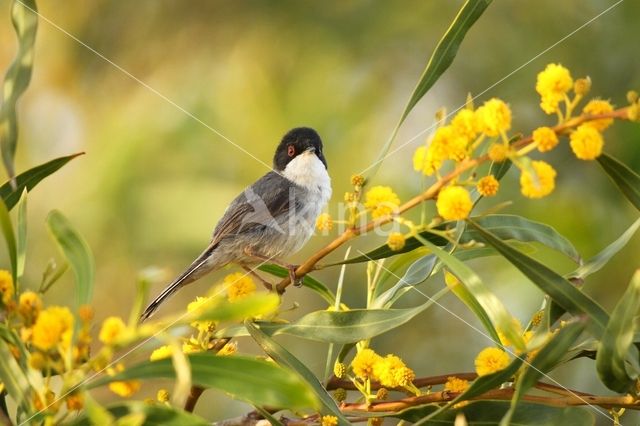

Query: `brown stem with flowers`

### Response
(277, 107, 633, 293)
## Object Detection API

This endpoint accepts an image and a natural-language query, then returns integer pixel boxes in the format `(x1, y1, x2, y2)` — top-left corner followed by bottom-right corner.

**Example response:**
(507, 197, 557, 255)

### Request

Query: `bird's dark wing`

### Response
(210, 171, 294, 245)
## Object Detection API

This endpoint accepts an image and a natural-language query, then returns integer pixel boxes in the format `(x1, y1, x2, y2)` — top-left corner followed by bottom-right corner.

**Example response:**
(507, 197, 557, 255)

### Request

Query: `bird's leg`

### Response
(242, 266, 273, 291)
(243, 247, 302, 288)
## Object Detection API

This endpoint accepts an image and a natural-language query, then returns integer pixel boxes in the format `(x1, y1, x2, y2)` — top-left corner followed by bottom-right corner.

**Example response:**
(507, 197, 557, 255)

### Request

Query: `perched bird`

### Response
(140, 127, 331, 321)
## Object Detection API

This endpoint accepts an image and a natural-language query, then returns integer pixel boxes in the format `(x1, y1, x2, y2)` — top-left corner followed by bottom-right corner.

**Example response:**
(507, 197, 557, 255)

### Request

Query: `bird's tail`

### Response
(140, 248, 216, 322)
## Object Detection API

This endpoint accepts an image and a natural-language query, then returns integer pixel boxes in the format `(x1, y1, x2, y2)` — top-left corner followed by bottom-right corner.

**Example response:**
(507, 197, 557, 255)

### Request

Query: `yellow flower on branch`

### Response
(570, 125, 604, 160)
(519, 161, 557, 199)
(413, 145, 441, 176)
(18, 291, 42, 321)
(451, 108, 479, 141)
(532, 127, 559, 152)
(477, 175, 499, 197)
(321, 415, 338, 426)
(150, 345, 173, 361)
(430, 125, 469, 162)
(224, 273, 257, 302)
(536, 63, 573, 114)
(476, 98, 512, 137)
(364, 186, 401, 219)
(488, 143, 509, 162)
(98, 316, 127, 345)
(0, 270, 14, 306)
(474, 347, 510, 376)
(444, 376, 469, 393)
(187, 296, 216, 332)
(32, 306, 74, 351)
(386, 232, 406, 251)
(436, 186, 473, 220)
(315, 213, 333, 232)
(373, 354, 415, 388)
(582, 99, 614, 131)
(351, 348, 382, 380)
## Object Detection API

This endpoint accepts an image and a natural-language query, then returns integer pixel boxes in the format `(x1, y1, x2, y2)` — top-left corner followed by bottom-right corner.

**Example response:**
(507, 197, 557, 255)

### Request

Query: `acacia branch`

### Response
(277, 107, 633, 293)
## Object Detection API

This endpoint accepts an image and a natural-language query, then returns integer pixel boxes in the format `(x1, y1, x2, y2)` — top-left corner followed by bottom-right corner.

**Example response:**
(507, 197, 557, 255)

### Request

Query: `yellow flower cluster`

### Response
(532, 127, 559, 152)
(477, 175, 499, 197)
(570, 124, 604, 160)
(187, 296, 217, 332)
(536, 63, 573, 114)
(315, 212, 333, 231)
(0, 270, 14, 306)
(108, 364, 141, 397)
(476, 98, 512, 137)
(386, 232, 406, 251)
(364, 186, 401, 219)
(436, 186, 472, 220)
(98, 316, 127, 345)
(32, 306, 74, 351)
(520, 161, 556, 199)
(350, 348, 416, 390)
(321, 415, 338, 426)
(444, 376, 470, 393)
(474, 347, 510, 376)
(224, 272, 257, 302)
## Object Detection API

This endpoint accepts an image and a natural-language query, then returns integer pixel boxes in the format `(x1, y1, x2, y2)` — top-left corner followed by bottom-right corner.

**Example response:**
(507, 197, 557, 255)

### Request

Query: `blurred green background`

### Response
(1, 0, 639, 423)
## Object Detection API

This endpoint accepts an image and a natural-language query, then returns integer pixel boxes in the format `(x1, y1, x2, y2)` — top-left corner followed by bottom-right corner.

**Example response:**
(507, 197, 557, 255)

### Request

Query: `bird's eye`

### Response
(287, 145, 295, 157)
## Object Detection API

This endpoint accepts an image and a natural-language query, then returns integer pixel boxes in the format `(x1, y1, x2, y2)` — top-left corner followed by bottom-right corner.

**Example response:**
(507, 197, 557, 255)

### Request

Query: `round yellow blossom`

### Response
(351, 174, 365, 188)
(582, 99, 614, 131)
(333, 362, 347, 379)
(569, 125, 604, 160)
(488, 143, 509, 162)
(78, 305, 94, 323)
(333, 388, 347, 402)
(476, 98, 512, 137)
(451, 108, 479, 141)
(532, 127, 559, 152)
(66, 393, 84, 411)
(0, 270, 14, 305)
(474, 347, 510, 376)
(315, 213, 333, 232)
(364, 186, 400, 219)
(351, 348, 382, 380)
(32, 306, 74, 351)
(536, 63, 573, 114)
(18, 291, 42, 321)
(386, 232, 406, 251)
(99, 316, 127, 345)
(444, 376, 470, 393)
(436, 186, 473, 221)
(574, 77, 591, 96)
(150, 345, 173, 361)
(321, 415, 338, 426)
(224, 273, 257, 302)
(519, 161, 557, 199)
(376, 387, 388, 400)
(157, 389, 170, 403)
(217, 341, 238, 356)
(373, 355, 415, 388)
(413, 145, 441, 176)
(109, 380, 141, 397)
(477, 175, 499, 197)
(430, 125, 469, 162)
(187, 296, 216, 332)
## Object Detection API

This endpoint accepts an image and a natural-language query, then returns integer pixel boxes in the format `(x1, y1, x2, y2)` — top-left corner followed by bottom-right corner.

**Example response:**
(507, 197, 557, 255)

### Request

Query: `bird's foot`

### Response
(287, 264, 303, 287)
(242, 266, 273, 291)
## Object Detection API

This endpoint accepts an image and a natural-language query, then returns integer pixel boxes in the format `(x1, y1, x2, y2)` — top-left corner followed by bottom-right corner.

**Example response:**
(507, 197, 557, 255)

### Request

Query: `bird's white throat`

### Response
(282, 151, 332, 205)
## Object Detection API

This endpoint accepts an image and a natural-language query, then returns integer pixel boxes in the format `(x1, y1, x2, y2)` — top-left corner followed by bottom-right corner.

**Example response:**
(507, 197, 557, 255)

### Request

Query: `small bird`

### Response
(140, 127, 331, 321)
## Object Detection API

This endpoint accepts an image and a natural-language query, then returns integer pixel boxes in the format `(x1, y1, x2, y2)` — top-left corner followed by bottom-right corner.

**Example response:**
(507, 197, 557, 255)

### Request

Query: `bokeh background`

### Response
(1, 0, 639, 423)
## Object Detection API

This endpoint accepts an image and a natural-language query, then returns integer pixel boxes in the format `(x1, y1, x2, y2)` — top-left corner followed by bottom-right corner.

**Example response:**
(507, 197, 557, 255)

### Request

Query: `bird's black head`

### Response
(273, 127, 327, 172)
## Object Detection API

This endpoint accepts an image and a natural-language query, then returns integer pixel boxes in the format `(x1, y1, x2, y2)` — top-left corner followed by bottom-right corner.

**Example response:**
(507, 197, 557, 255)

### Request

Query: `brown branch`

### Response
(277, 107, 633, 293)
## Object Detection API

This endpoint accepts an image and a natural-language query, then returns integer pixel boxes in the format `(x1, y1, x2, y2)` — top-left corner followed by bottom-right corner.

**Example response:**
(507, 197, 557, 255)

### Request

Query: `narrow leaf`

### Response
(0, 153, 84, 210)
(46, 210, 95, 306)
(0, 0, 38, 181)
(0, 339, 34, 415)
(259, 264, 335, 304)
(91, 353, 317, 411)
(16, 189, 27, 282)
(598, 153, 640, 210)
(70, 401, 208, 426)
(0, 198, 17, 283)
(468, 220, 609, 337)
(246, 322, 349, 425)
(596, 270, 640, 393)
(374, 254, 437, 308)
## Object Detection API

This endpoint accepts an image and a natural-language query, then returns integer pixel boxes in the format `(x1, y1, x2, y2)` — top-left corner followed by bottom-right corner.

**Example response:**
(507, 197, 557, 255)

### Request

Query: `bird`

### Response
(140, 127, 331, 321)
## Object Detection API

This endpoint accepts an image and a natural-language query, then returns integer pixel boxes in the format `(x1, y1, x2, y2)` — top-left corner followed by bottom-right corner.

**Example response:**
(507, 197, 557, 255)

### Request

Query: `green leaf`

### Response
(0, 153, 84, 210)
(596, 270, 640, 393)
(462, 215, 581, 263)
(246, 322, 348, 425)
(259, 264, 335, 304)
(16, 189, 27, 282)
(369, 0, 493, 177)
(374, 254, 438, 308)
(501, 321, 585, 425)
(570, 217, 640, 280)
(402, 401, 593, 425)
(91, 353, 317, 411)
(598, 153, 640, 210)
(414, 356, 524, 424)
(0, 0, 38, 181)
(417, 235, 522, 350)
(0, 198, 17, 284)
(46, 210, 95, 307)
(192, 293, 281, 322)
(0, 339, 34, 415)
(467, 220, 609, 337)
(69, 401, 209, 426)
